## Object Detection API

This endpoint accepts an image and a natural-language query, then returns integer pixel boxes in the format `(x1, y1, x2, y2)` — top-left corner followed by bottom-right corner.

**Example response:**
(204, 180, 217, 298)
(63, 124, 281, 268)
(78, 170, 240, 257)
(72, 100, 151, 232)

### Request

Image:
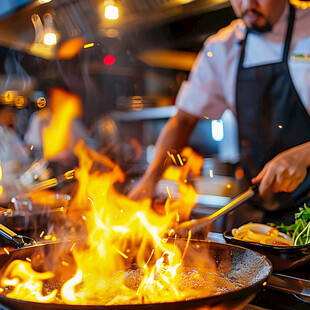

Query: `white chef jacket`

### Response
(0, 125, 31, 197)
(176, 2, 310, 120)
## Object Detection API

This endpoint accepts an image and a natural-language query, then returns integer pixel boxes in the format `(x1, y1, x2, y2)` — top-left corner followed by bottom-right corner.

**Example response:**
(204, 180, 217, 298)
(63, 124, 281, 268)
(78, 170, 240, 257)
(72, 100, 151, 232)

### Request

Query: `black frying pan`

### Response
(0, 224, 272, 310)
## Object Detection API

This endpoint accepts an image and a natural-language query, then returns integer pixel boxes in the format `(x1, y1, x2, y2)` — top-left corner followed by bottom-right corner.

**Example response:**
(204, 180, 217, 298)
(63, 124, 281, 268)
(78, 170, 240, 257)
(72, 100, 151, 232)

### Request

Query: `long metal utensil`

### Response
(267, 273, 310, 298)
(12, 170, 75, 198)
(0, 223, 36, 248)
(174, 184, 259, 237)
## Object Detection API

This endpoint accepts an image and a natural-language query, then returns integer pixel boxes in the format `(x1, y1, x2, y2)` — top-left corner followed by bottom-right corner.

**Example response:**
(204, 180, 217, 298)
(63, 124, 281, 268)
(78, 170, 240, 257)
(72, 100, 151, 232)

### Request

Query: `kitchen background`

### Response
(0, 0, 240, 230)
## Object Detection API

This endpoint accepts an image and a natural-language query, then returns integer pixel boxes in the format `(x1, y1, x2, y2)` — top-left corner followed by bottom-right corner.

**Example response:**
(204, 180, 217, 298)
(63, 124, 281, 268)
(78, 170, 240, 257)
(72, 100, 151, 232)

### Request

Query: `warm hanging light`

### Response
(38, 0, 53, 3)
(84, 43, 95, 49)
(104, 0, 119, 20)
(43, 32, 57, 45)
(42, 13, 58, 46)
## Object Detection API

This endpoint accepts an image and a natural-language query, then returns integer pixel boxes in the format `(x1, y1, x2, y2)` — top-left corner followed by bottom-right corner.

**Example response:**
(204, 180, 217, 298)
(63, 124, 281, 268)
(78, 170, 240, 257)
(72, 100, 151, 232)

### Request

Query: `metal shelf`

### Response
(110, 105, 177, 121)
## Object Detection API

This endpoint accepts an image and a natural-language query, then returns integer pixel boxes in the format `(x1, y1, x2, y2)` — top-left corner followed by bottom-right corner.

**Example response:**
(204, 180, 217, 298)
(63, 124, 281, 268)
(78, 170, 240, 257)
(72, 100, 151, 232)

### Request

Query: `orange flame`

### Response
(0, 104, 219, 305)
(163, 147, 203, 221)
(42, 88, 82, 160)
(0, 260, 57, 303)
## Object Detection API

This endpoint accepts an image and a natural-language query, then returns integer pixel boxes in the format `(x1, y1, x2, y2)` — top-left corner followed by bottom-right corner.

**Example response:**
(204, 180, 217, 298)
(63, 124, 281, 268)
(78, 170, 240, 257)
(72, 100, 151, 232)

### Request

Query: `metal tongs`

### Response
(173, 184, 259, 237)
(14, 169, 75, 197)
(0, 223, 36, 248)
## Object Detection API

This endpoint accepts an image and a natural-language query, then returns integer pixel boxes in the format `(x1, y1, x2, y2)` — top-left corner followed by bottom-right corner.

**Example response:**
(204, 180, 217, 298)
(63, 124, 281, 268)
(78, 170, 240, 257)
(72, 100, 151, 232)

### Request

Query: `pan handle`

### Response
(0, 223, 36, 248)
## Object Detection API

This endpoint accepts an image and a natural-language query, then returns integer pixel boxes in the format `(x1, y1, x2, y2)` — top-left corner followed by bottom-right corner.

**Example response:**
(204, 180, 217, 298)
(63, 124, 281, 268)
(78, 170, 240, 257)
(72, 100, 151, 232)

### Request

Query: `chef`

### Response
(129, 0, 310, 226)
(0, 102, 31, 202)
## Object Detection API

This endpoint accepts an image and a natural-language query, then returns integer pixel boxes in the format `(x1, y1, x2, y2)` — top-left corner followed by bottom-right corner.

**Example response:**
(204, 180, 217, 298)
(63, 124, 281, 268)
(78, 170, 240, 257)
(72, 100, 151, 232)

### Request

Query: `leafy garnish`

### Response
(268, 203, 310, 246)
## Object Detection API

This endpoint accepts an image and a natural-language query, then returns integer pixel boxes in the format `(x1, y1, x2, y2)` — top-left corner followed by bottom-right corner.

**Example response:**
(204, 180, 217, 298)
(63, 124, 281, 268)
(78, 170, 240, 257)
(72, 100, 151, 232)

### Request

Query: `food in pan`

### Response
(231, 223, 293, 246)
(232, 203, 310, 246)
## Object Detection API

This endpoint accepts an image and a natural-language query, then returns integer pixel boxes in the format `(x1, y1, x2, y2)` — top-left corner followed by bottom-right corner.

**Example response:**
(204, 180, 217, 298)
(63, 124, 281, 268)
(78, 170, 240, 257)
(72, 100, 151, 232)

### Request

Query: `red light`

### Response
(103, 55, 115, 66)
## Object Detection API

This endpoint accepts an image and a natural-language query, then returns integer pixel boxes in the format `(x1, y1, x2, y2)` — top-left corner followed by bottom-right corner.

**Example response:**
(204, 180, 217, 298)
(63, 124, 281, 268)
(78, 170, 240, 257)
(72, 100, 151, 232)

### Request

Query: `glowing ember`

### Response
(3, 248, 9, 255)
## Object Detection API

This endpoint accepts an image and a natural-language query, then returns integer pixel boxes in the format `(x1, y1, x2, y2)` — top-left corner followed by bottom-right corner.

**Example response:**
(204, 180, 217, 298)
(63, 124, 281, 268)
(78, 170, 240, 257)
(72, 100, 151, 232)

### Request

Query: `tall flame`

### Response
(57, 140, 187, 304)
(0, 141, 207, 305)
(0, 90, 223, 305)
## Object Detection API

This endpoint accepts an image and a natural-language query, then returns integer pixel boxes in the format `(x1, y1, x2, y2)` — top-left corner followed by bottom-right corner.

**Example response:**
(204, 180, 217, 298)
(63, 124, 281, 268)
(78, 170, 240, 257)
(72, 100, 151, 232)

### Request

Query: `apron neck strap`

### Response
(283, 3, 295, 62)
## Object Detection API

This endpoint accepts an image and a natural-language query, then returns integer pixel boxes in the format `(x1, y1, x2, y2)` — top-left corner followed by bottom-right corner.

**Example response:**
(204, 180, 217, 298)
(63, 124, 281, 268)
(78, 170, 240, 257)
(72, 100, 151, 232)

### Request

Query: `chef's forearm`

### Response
(301, 141, 310, 167)
(143, 109, 199, 183)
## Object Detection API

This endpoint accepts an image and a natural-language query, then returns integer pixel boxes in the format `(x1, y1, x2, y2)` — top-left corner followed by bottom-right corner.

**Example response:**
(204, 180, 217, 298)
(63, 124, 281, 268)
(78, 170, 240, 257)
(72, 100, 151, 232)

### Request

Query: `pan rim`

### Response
(0, 239, 273, 309)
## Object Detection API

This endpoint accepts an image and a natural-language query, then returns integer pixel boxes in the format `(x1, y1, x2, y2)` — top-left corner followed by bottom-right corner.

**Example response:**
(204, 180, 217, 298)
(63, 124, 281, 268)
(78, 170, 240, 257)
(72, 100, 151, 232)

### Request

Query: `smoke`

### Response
(3, 49, 34, 94)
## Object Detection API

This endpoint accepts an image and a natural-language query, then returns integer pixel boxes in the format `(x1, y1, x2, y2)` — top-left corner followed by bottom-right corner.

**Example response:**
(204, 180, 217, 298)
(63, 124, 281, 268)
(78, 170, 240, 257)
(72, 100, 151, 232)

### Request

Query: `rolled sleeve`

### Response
(176, 31, 236, 120)
(176, 80, 227, 120)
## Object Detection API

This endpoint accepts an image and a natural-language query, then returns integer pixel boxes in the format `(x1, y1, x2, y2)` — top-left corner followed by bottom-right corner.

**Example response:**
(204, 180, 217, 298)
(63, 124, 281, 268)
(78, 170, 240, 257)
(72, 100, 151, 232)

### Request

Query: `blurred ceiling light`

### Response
(29, 13, 57, 59)
(175, 0, 195, 4)
(3, 91, 19, 103)
(58, 38, 85, 59)
(103, 55, 115, 66)
(42, 13, 58, 46)
(104, 1, 119, 20)
(84, 43, 95, 49)
(38, 0, 53, 4)
(36, 97, 47, 108)
(291, 0, 310, 9)
(105, 28, 119, 38)
(138, 49, 197, 71)
(43, 32, 57, 45)
(31, 14, 44, 43)
(211, 120, 224, 142)
(15, 96, 26, 109)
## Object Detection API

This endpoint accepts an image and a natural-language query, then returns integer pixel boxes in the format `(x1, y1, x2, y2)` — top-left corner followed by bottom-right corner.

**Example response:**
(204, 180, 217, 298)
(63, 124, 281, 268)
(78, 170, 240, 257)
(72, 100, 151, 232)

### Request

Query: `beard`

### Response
(242, 9, 272, 33)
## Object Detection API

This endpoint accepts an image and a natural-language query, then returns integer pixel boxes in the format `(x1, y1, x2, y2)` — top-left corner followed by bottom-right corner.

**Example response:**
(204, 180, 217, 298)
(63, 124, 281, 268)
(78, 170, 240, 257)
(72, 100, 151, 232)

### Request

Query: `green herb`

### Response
(268, 203, 310, 246)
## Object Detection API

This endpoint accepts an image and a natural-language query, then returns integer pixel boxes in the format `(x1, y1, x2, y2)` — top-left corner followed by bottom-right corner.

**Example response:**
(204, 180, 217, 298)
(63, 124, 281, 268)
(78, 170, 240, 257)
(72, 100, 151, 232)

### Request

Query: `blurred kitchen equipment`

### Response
(0, 192, 70, 233)
(13, 163, 75, 199)
(21, 169, 75, 193)
(116, 96, 161, 111)
(16, 158, 49, 189)
(267, 273, 310, 298)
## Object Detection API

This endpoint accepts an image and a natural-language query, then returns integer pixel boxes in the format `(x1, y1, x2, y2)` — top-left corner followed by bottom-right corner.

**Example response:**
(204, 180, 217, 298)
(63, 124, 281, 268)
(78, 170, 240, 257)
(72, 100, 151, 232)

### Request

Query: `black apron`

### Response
(235, 4, 310, 224)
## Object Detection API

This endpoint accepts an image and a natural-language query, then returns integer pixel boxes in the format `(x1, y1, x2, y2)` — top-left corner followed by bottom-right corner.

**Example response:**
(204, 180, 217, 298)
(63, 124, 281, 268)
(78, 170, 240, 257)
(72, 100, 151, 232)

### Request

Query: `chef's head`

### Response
(230, 0, 287, 32)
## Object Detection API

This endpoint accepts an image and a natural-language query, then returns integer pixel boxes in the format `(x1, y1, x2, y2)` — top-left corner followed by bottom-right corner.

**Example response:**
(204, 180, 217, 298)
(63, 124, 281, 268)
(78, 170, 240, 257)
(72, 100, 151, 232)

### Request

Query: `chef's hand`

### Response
(128, 109, 199, 201)
(252, 143, 310, 198)
(127, 175, 156, 200)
